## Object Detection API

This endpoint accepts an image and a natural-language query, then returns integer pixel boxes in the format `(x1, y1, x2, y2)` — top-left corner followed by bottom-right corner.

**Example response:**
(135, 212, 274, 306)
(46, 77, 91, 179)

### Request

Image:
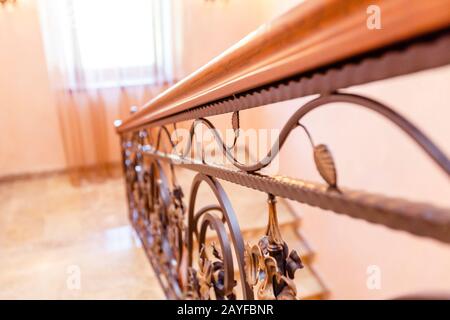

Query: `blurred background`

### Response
(0, 0, 449, 299)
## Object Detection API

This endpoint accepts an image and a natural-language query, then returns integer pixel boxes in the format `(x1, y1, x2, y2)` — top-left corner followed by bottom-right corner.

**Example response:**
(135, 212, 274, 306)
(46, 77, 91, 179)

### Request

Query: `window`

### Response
(72, 0, 157, 72)
(39, 0, 175, 89)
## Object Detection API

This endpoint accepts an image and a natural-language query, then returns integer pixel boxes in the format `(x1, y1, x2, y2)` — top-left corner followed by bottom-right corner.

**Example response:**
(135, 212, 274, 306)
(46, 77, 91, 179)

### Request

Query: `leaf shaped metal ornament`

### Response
(244, 243, 264, 287)
(313, 144, 337, 188)
(244, 244, 257, 286)
(211, 242, 223, 260)
(198, 260, 212, 300)
(277, 276, 298, 300)
(197, 246, 213, 300)
(231, 111, 240, 137)
(257, 256, 278, 300)
(285, 250, 303, 279)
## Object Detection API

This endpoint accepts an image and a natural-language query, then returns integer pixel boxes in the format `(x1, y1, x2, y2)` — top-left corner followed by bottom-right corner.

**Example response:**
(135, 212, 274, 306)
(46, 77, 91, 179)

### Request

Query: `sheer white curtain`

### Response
(38, 0, 178, 184)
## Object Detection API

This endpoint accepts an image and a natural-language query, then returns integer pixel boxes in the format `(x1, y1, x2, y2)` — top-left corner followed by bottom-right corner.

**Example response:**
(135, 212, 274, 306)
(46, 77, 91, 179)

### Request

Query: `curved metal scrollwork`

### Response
(186, 173, 253, 300)
(147, 92, 449, 190)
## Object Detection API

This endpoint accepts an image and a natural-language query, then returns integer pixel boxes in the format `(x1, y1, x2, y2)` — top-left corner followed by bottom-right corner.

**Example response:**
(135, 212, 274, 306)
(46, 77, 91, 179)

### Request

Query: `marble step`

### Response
(294, 264, 328, 300)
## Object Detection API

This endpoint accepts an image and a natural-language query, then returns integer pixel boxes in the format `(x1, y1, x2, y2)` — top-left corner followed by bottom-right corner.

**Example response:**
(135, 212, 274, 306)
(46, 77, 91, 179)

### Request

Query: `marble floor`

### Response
(0, 174, 164, 299)
(0, 169, 326, 299)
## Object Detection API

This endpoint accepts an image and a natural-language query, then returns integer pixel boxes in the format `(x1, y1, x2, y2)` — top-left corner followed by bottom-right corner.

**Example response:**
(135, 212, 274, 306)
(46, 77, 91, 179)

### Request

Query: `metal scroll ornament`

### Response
(186, 243, 237, 300)
(244, 195, 303, 300)
(183, 174, 251, 300)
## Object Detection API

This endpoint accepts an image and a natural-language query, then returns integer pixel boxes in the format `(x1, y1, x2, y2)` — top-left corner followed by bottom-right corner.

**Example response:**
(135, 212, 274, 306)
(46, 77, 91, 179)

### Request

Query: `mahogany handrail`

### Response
(117, 0, 450, 133)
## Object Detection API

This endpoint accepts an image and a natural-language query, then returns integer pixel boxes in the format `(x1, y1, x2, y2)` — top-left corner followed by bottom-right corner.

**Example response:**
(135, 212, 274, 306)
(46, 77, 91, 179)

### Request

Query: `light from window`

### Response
(72, 0, 156, 71)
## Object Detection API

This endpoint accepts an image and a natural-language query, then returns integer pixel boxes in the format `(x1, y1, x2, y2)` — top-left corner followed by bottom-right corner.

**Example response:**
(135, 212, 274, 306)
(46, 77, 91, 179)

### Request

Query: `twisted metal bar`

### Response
(143, 150, 450, 244)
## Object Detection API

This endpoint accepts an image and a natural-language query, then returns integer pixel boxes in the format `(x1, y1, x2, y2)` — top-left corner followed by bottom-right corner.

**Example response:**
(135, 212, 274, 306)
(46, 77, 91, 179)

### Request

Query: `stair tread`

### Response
(295, 265, 327, 299)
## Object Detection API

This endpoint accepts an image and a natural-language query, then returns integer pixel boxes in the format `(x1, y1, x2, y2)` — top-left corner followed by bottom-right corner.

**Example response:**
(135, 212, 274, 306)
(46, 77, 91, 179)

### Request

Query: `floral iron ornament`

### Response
(244, 195, 303, 299)
(201, 243, 237, 300)
(185, 243, 237, 300)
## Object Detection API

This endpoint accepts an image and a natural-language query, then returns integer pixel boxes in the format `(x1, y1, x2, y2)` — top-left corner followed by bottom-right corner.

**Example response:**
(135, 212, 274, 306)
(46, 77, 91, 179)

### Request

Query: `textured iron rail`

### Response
(142, 149, 450, 244)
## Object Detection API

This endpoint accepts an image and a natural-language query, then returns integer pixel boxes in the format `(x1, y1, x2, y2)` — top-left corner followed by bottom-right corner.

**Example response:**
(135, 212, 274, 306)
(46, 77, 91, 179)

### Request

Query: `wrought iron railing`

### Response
(116, 0, 450, 299)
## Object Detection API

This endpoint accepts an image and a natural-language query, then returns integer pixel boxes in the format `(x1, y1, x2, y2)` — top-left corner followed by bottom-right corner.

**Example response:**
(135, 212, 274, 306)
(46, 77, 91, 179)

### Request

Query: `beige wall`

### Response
(176, 0, 272, 75)
(0, 0, 65, 176)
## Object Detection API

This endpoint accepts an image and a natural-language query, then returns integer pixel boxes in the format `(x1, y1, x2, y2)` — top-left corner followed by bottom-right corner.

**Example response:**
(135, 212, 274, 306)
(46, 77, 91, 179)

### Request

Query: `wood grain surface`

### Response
(118, 0, 450, 133)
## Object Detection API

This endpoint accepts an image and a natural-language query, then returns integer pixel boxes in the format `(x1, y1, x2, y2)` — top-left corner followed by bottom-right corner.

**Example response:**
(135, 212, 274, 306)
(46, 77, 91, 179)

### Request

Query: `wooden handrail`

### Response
(117, 0, 450, 133)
